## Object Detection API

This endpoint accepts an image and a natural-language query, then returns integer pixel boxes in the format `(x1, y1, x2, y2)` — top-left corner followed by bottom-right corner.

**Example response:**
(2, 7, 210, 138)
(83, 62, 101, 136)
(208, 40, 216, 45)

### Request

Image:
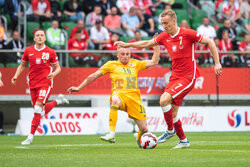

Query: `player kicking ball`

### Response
(12, 29, 69, 145)
(67, 45, 160, 146)
(115, 9, 222, 149)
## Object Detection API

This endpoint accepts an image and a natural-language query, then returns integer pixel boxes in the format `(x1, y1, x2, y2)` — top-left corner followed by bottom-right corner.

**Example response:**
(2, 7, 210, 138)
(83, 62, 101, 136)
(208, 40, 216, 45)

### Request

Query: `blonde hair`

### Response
(161, 9, 177, 19)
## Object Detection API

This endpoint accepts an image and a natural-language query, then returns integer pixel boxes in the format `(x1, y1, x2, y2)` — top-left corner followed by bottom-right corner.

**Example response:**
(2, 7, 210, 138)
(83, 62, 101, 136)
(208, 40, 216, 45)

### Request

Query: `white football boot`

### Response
(56, 94, 69, 105)
(21, 135, 33, 145)
(172, 140, 190, 149)
(157, 130, 176, 143)
(100, 133, 115, 143)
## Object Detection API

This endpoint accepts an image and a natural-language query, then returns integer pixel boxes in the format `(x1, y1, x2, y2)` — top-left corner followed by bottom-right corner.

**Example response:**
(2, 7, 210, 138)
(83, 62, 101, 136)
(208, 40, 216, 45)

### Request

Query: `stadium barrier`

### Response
(16, 106, 250, 136)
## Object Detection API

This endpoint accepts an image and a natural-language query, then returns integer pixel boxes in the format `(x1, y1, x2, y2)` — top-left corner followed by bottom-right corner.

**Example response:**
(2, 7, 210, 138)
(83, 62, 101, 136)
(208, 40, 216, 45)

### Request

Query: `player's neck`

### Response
(35, 43, 45, 50)
(169, 27, 180, 37)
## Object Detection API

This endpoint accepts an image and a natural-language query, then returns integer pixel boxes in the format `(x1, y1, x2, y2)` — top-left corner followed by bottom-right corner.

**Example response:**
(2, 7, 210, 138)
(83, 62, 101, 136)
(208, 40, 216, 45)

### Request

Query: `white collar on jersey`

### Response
(170, 27, 180, 38)
(34, 44, 46, 51)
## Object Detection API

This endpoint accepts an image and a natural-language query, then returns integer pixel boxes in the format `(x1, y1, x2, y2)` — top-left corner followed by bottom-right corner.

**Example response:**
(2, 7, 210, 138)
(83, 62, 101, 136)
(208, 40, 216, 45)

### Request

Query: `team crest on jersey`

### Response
(36, 58, 41, 64)
(128, 63, 134, 67)
(172, 45, 177, 52)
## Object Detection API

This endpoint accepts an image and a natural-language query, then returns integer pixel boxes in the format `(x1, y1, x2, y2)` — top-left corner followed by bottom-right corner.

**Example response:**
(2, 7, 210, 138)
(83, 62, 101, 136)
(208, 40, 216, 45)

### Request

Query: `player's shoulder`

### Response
(129, 58, 142, 66)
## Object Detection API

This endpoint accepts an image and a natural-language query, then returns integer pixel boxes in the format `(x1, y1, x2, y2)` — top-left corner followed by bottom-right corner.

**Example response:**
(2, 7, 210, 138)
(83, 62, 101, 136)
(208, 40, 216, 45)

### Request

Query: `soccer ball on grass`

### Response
(140, 132, 157, 149)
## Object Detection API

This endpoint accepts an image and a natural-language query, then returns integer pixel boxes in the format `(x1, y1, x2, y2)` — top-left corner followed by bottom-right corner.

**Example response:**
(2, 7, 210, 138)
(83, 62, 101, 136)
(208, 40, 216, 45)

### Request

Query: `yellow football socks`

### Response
(137, 130, 143, 141)
(109, 105, 119, 132)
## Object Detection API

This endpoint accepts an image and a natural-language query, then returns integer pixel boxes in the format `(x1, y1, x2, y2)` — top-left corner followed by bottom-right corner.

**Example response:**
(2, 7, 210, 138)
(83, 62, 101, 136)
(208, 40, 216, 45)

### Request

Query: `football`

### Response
(140, 132, 158, 149)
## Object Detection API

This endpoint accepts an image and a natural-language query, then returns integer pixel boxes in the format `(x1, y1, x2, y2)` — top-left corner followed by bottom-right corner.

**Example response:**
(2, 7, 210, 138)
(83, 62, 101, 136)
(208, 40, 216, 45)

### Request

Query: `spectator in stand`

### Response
(222, 0, 242, 24)
(116, 0, 135, 14)
(49, 0, 63, 22)
(104, 6, 123, 36)
(68, 30, 98, 67)
(135, 0, 158, 36)
(85, 5, 103, 31)
(238, 34, 250, 66)
(218, 31, 236, 67)
(90, 19, 110, 50)
(82, 0, 97, 15)
(4, 31, 24, 65)
(121, 7, 148, 37)
(214, 37, 220, 50)
(31, 0, 52, 23)
(129, 31, 149, 60)
(197, 16, 216, 40)
(105, 33, 119, 60)
(46, 20, 65, 50)
(0, 18, 6, 50)
(240, 0, 250, 21)
(179, 19, 190, 29)
(4, 0, 21, 32)
(63, 0, 85, 22)
(217, 19, 237, 50)
(98, 0, 117, 16)
(70, 20, 89, 49)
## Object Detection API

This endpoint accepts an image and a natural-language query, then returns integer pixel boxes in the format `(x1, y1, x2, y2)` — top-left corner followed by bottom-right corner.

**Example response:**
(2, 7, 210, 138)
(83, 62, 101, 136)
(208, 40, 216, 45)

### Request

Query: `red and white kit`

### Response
(22, 45, 58, 106)
(155, 28, 203, 106)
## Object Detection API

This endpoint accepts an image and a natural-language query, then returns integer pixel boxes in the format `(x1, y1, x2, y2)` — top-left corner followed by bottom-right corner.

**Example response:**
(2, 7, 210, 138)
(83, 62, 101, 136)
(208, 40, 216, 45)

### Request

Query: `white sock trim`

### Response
(161, 104, 172, 113)
(110, 131, 115, 137)
(34, 105, 43, 114)
(28, 134, 34, 140)
(173, 116, 179, 123)
(181, 138, 188, 142)
(56, 99, 61, 105)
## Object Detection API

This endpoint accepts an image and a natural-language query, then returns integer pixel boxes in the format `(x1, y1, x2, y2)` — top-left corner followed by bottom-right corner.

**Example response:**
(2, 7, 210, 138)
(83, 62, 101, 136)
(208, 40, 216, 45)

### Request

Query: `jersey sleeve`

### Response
(50, 49, 59, 64)
(21, 48, 29, 63)
(187, 29, 203, 43)
(154, 32, 166, 45)
(135, 59, 147, 72)
(98, 61, 112, 75)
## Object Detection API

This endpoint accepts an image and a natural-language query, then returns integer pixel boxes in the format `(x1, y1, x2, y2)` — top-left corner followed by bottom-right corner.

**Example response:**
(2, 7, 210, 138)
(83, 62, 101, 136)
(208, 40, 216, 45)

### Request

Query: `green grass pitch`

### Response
(0, 132, 249, 167)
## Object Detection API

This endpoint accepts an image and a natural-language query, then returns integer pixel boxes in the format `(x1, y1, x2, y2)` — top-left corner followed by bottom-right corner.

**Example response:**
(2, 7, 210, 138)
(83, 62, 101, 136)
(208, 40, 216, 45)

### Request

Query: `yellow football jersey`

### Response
(99, 59, 146, 94)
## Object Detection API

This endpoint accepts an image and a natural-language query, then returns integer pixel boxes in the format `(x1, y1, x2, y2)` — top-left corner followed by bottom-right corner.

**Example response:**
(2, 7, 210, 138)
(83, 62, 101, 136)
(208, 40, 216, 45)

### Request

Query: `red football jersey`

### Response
(155, 28, 203, 79)
(21, 45, 58, 89)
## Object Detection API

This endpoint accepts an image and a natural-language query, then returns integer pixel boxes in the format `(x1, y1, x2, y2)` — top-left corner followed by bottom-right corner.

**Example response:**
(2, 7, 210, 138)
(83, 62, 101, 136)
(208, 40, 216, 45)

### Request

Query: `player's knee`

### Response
(34, 105, 43, 114)
(160, 93, 172, 107)
(172, 111, 178, 118)
(111, 95, 121, 106)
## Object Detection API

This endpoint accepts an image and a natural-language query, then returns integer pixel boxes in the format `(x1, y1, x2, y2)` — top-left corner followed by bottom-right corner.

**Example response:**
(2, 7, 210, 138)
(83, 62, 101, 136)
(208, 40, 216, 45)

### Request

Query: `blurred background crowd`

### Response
(0, 0, 249, 68)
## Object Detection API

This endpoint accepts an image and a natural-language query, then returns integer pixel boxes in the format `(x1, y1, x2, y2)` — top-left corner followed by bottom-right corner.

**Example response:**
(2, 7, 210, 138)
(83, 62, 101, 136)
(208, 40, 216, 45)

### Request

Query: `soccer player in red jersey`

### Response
(115, 9, 222, 149)
(11, 30, 69, 145)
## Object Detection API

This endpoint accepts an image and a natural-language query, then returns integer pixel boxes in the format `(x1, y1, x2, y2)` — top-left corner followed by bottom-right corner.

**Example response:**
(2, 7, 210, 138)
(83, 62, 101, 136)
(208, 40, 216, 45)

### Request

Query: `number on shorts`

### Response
(140, 105, 146, 114)
(39, 90, 47, 97)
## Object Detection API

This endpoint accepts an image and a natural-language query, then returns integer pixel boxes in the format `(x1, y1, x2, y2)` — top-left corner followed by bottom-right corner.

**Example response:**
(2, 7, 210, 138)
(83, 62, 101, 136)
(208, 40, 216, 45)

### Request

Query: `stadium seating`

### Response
(26, 22, 40, 39)
(69, 56, 78, 67)
(175, 0, 188, 9)
(61, 22, 76, 38)
(0, 63, 4, 67)
(42, 22, 52, 30)
(174, 9, 190, 25)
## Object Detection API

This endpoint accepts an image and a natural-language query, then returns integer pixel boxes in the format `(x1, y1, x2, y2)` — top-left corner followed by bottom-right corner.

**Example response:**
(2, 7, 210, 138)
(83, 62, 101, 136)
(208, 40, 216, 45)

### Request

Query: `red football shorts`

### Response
(30, 86, 52, 107)
(165, 78, 196, 106)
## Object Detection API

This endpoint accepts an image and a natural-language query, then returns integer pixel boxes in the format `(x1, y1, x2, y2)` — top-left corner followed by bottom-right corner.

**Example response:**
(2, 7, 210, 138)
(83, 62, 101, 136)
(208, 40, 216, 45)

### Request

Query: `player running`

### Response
(67, 45, 160, 146)
(11, 30, 69, 145)
(115, 9, 222, 149)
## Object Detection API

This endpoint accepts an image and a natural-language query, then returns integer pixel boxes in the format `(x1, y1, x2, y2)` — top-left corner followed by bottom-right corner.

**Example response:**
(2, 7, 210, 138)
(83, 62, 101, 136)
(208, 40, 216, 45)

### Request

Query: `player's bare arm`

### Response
(200, 36, 222, 76)
(0, 72, 3, 87)
(145, 45, 160, 68)
(67, 70, 103, 93)
(114, 38, 157, 49)
(11, 62, 28, 85)
(47, 63, 61, 79)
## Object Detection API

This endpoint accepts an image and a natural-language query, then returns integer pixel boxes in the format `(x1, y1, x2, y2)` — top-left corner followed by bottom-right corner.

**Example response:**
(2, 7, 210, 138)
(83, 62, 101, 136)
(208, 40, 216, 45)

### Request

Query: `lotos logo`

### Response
(228, 110, 241, 128)
(37, 124, 48, 135)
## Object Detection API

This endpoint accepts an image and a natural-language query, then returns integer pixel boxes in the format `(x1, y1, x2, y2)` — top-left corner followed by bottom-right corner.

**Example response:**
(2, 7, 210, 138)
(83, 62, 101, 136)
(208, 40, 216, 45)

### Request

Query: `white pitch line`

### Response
(189, 149, 250, 153)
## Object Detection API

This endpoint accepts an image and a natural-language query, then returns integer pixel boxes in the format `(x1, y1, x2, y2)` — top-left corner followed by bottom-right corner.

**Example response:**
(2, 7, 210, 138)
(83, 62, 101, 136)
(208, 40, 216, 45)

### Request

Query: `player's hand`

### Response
(214, 63, 222, 76)
(153, 32, 159, 39)
(114, 41, 129, 48)
(47, 73, 55, 79)
(11, 77, 17, 85)
(67, 86, 80, 94)
(0, 80, 3, 87)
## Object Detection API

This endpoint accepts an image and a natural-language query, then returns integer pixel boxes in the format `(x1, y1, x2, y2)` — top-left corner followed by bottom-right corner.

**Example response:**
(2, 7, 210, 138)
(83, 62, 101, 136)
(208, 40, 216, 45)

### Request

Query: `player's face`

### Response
(161, 15, 177, 34)
(34, 30, 46, 45)
(117, 48, 131, 65)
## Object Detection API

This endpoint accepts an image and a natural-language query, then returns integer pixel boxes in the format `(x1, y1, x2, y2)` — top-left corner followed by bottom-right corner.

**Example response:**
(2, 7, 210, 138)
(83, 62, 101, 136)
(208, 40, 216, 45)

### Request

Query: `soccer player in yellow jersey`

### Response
(67, 45, 160, 146)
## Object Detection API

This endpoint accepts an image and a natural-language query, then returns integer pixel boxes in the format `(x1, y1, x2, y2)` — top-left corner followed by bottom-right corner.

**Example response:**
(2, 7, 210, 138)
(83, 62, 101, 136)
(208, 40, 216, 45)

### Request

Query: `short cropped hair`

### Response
(161, 9, 176, 19)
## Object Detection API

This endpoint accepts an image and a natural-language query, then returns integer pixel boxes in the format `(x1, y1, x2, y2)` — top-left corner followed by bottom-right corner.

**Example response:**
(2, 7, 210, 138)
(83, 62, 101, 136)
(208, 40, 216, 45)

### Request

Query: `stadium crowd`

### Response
(0, 0, 249, 68)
